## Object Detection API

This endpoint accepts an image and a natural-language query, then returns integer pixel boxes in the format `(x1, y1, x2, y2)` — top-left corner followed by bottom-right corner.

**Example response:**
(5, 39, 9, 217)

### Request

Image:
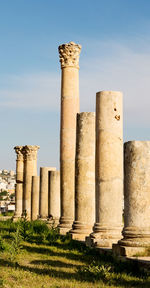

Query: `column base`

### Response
(57, 216, 73, 234)
(69, 221, 93, 241)
(70, 233, 86, 241)
(112, 243, 148, 257)
(113, 227, 150, 257)
(13, 215, 21, 222)
(38, 216, 48, 222)
(47, 217, 60, 228)
(22, 214, 31, 221)
(86, 235, 119, 248)
(87, 224, 122, 248)
(13, 210, 22, 221)
(58, 226, 72, 235)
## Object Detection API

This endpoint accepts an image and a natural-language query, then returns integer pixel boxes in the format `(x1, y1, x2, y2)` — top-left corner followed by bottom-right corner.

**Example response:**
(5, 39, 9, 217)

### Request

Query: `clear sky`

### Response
(0, 0, 150, 172)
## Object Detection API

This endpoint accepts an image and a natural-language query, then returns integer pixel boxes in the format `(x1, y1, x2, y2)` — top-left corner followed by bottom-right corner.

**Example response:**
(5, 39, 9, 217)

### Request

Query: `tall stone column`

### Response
(22, 145, 40, 219)
(88, 91, 123, 248)
(70, 112, 95, 241)
(58, 41, 82, 234)
(31, 176, 40, 221)
(39, 167, 56, 220)
(13, 146, 24, 220)
(48, 170, 60, 226)
(113, 141, 150, 256)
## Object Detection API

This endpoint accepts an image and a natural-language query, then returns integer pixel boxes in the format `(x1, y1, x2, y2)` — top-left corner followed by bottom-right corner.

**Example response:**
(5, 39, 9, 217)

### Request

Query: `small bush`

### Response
(18, 213, 32, 241)
(77, 261, 112, 281)
(46, 226, 59, 245)
(8, 220, 18, 235)
(31, 220, 49, 235)
(0, 279, 3, 287)
(7, 225, 23, 262)
(0, 236, 5, 251)
(29, 220, 50, 243)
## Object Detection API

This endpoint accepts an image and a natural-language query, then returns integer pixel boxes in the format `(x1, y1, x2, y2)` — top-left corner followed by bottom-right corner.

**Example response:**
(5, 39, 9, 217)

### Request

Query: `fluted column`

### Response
(58, 41, 82, 234)
(70, 112, 95, 240)
(88, 91, 123, 248)
(22, 145, 40, 219)
(113, 141, 150, 256)
(13, 146, 24, 220)
(39, 167, 56, 220)
(48, 170, 60, 226)
(31, 176, 40, 221)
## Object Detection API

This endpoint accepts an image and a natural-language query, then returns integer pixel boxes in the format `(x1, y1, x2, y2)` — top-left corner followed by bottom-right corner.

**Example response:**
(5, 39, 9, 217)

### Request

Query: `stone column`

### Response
(22, 145, 40, 219)
(13, 146, 24, 220)
(69, 112, 95, 241)
(58, 41, 82, 234)
(113, 141, 150, 256)
(39, 167, 56, 220)
(31, 176, 40, 221)
(88, 91, 123, 248)
(48, 170, 60, 226)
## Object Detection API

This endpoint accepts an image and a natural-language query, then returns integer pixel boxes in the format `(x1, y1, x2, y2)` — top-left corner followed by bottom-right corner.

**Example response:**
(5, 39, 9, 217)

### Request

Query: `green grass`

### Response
(0, 220, 150, 288)
(0, 212, 14, 217)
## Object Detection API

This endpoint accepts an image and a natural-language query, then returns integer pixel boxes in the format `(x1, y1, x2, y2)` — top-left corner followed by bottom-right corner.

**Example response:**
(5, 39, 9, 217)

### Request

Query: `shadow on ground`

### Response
(31, 259, 80, 268)
(0, 254, 150, 287)
(22, 243, 86, 262)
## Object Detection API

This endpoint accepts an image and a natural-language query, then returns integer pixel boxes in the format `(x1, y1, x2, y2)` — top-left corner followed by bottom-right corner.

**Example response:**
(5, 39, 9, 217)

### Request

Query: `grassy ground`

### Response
(0, 219, 150, 288)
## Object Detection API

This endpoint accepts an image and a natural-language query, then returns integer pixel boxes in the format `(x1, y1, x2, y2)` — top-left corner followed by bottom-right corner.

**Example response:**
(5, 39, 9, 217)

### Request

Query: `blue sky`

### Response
(0, 0, 150, 171)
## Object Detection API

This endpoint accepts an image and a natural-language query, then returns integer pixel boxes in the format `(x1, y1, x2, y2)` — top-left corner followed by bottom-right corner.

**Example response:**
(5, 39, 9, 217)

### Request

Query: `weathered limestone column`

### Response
(22, 145, 40, 219)
(48, 170, 60, 226)
(13, 146, 24, 220)
(31, 176, 40, 221)
(69, 112, 95, 240)
(39, 167, 56, 220)
(113, 141, 150, 256)
(88, 91, 123, 248)
(58, 41, 82, 234)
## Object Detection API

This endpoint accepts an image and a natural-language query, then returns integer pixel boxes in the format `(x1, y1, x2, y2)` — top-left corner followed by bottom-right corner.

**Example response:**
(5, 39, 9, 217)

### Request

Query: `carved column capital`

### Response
(14, 146, 24, 161)
(22, 145, 40, 161)
(58, 41, 81, 69)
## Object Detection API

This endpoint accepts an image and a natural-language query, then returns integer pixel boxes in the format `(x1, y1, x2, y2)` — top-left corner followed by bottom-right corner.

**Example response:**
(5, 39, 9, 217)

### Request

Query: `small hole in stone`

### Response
(115, 115, 120, 121)
(114, 108, 117, 111)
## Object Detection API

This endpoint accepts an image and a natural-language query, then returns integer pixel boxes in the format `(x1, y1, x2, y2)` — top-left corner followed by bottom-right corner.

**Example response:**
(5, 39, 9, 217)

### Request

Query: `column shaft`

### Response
(16, 158, 24, 183)
(70, 112, 95, 240)
(48, 170, 60, 226)
(58, 41, 81, 234)
(14, 183, 23, 219)
(23, 145, 40, 219)
(113, 141, 150, 256)
(39, 167, 56, 220)
(13, 146, 24, 220)
(31, 176, 40, 221)
(89, 91, 123, 248)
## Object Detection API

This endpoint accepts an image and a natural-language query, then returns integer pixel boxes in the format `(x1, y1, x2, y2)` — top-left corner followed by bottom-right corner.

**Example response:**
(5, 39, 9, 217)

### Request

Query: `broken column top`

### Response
(58, 41, 82, 69)
(14, 146, 24, 160)
(22, 145, 40, 161)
